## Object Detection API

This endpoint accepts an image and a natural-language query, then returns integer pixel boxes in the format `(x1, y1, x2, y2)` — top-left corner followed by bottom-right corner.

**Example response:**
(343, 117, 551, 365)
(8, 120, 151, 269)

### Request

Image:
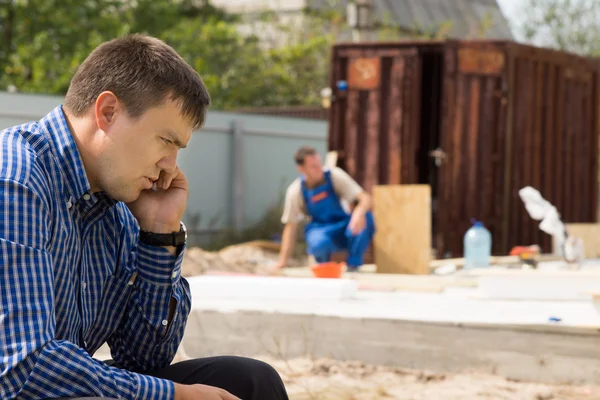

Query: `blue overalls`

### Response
(301, 170, 376, 269)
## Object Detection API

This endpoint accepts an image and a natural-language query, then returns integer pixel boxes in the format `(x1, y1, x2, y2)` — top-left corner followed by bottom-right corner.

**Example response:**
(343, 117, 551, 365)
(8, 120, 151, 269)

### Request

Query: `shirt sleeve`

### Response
(280, 179, 305, 224)
(330, 167, 364, 204)
(0, 177, 175, 400)
(107, 225, 192, 377)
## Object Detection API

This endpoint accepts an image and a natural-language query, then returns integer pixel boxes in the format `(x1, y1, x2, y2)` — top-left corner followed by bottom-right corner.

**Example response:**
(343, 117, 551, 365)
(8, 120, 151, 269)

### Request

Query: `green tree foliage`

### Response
(0, 0, 237, 94)
(519, 0, 600, 56)
(0, 0, 332, 108)
(0, 0, 126, 93)
(0, 0, 492, 109)
(161, 18, 331, 109)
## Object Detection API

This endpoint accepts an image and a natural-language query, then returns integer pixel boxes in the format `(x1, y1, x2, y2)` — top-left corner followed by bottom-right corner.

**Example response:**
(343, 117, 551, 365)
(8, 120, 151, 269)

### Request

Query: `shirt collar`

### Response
(40, 105, 93, 203)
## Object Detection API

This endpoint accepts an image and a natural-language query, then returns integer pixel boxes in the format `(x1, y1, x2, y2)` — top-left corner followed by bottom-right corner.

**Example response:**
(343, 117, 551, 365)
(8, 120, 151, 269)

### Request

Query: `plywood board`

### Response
(564, 223, 600, 259)
(373, 185, 431, 274)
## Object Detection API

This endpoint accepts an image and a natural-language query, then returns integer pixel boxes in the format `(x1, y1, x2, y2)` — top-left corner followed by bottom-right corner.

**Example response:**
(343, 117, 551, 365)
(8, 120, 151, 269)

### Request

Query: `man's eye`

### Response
(162, 138, 172, 145)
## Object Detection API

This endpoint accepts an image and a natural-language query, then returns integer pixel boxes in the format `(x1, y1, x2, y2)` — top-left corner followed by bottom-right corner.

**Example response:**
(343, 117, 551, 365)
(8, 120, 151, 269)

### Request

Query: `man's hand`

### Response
(265, 260, 286, 276)
(126, 166, 188, 234)
(347, 211, 367, 236)
(174, 383, 241, 400)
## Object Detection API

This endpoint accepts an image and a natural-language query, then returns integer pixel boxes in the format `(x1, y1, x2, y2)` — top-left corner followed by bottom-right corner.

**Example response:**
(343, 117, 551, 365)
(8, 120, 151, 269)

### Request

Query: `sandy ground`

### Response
(181, 241, 305, 276)
(94, 344, 599, 400)
(256, 356, 600, 400)
(177, 244, 599, 399)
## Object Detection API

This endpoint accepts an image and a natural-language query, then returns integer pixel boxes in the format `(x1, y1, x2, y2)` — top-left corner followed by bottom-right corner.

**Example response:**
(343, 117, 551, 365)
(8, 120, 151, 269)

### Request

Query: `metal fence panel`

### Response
(0, 92, 328, 247)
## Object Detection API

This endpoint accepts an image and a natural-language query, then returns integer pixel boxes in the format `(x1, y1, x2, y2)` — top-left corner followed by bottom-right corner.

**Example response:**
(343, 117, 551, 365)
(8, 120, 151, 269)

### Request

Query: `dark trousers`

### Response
(56, 355, 289, 400)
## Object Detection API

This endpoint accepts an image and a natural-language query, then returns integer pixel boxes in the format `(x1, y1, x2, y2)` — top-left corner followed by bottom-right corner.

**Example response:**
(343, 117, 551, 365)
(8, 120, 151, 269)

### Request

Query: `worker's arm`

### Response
(276, 222, 298, 268)
(348, 191, 372, 235)
(352, 191, 372, 215)
(273, 180, 303, 269)
(330, 167, 372, 235)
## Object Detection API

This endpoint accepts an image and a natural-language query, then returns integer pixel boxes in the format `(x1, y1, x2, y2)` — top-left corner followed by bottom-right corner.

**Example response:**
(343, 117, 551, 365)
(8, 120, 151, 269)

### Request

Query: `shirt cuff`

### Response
(135, 242, 185, 285)
(136, 373, 175, 400)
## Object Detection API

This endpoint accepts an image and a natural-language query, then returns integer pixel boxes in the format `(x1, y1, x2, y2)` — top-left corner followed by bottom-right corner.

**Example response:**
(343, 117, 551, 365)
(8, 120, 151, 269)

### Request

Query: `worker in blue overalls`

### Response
(273, 146, 375, 272)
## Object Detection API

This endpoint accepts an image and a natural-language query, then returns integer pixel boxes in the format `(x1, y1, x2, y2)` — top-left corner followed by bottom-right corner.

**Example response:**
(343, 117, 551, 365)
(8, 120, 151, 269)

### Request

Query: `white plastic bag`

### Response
(519, 186, 567, 256)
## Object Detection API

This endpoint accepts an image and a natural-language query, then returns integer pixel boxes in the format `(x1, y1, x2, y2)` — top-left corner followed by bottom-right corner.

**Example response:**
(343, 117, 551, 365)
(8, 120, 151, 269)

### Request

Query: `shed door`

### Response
(436, 42, 509, 257)
(329, 47, 422, 192)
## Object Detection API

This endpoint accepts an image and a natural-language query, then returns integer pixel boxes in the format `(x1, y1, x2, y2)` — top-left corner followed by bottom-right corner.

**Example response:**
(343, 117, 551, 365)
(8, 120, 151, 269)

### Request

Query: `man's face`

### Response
(297, 154, 325, 185)
(94, 96, 193, 202)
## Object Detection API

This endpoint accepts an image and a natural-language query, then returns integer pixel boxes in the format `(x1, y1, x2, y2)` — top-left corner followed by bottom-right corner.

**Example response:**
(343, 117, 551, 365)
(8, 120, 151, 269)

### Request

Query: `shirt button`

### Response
(83, 341, 87, 347)
(66, 201, 72, 209)
(83, 194, 91, 201)
(171, 271, 178, 279)
(82, 282, 87, 290)
(161, 319, 168, 326)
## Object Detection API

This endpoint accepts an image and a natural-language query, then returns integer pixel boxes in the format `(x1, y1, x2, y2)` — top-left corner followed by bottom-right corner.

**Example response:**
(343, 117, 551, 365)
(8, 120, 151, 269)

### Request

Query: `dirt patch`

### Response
(181, 241, 309, 276)
(256, 356, 600, 400)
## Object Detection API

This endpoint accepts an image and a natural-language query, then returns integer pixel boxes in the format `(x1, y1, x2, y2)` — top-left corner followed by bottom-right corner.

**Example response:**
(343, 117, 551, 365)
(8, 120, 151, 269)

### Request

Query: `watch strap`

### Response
(139, 222, 187, 247)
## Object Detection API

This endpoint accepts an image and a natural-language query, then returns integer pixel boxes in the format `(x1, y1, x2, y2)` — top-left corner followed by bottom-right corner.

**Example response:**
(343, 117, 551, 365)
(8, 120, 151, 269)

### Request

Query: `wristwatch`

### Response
(139, 221, 187, 248)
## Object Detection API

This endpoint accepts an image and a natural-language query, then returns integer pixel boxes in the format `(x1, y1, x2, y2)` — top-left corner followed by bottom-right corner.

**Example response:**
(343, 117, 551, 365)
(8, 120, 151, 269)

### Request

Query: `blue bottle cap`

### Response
(470, 218, 484, 228)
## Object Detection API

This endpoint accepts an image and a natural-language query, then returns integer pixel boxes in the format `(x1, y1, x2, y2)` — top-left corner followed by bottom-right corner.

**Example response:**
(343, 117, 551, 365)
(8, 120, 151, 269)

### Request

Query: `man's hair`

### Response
(64, 34, 210, 129)
(294, 145, 318, 165)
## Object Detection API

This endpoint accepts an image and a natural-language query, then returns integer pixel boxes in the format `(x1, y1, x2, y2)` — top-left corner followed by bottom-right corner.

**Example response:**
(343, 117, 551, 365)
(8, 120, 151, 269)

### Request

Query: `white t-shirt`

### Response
(280, 167, 363, 224)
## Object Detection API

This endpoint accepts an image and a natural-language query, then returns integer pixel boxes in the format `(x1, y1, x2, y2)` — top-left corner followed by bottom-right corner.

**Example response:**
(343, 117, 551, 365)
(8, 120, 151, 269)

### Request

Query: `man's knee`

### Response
(246, 358, 285, 385)
(219, 356, 282, 381)
(306, 231, 333, 254)
(207, 356, 287, 398)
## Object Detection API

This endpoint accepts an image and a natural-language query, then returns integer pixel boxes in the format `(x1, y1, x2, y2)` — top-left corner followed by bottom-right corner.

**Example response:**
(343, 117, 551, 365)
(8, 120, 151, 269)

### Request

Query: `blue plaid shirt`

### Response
(0, 106, 192, 399)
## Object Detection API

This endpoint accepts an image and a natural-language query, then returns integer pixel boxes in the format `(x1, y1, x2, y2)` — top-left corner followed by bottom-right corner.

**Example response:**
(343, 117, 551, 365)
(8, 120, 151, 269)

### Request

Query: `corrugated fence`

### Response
(0, 92, 328, 247)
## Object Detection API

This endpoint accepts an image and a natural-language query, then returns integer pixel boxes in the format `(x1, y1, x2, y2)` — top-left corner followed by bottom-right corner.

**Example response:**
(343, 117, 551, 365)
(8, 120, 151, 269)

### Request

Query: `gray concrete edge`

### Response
(181, 310, 600, 385)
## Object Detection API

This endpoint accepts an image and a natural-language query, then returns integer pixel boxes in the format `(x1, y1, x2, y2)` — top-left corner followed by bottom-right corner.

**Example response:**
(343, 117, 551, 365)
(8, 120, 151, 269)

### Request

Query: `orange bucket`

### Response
(310, 262, 343, 279)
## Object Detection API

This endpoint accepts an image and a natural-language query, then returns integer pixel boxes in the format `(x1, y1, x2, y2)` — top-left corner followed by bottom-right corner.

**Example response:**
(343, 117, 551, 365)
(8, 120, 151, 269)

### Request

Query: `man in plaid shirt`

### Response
(0, 34, 288, 400)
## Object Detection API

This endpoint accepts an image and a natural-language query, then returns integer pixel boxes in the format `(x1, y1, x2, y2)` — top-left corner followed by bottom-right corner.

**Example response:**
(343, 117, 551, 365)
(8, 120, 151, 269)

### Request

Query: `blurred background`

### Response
(3, 1, 600, 399)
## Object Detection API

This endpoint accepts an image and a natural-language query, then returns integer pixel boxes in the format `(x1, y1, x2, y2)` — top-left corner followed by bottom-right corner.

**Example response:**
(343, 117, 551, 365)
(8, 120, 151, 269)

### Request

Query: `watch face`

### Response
(180, 221, 187, 241)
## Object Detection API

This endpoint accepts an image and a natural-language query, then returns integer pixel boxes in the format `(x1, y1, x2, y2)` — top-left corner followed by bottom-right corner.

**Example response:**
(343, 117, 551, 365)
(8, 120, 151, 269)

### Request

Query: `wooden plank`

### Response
(559, 223, 600, 259)
(387, 57, 404, 184)
(458, 48, 505, 75)
(344, 90, 359, 176)
(429, 254, 564, 269)
(364, 89, 380, 192)
(282, 266, 478, 293)
(373, 185, 431, 274)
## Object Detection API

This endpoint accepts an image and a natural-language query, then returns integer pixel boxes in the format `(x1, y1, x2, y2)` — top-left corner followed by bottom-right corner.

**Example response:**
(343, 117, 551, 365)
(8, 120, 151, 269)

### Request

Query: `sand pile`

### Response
(181, 241, 308, 276)
(258, 356, 600, 400)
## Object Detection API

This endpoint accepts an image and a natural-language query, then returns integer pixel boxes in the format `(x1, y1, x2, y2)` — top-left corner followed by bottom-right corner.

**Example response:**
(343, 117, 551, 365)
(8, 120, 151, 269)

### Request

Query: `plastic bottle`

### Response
(463, 219, 492, 269)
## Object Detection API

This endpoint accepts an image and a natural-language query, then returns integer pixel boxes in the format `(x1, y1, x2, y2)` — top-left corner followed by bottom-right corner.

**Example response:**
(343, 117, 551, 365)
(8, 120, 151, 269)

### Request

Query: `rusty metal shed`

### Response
(328, 39, 600, 257)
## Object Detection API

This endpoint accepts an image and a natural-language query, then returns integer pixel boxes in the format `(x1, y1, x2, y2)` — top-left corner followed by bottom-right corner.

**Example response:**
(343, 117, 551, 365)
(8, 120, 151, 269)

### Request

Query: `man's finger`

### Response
(157, 167, 180, 190)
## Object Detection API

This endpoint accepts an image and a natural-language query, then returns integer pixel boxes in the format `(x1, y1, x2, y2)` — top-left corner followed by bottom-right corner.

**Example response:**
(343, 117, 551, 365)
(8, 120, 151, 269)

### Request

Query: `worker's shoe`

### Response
(346, 265, 361, 273)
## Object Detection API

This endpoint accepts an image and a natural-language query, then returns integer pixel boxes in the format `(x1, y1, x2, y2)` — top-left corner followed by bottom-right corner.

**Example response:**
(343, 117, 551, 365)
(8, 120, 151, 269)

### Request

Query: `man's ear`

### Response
(94, 91, 120, 132)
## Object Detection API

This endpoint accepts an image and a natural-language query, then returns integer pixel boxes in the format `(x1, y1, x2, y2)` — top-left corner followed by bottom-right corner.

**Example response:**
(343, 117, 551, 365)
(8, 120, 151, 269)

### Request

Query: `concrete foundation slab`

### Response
(475, 271, 600, 300)
(187, 275, 359, 300)
(179, 278, 600, 384)
(180, 310, 600, 385)
(95, 273, 600, 386)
